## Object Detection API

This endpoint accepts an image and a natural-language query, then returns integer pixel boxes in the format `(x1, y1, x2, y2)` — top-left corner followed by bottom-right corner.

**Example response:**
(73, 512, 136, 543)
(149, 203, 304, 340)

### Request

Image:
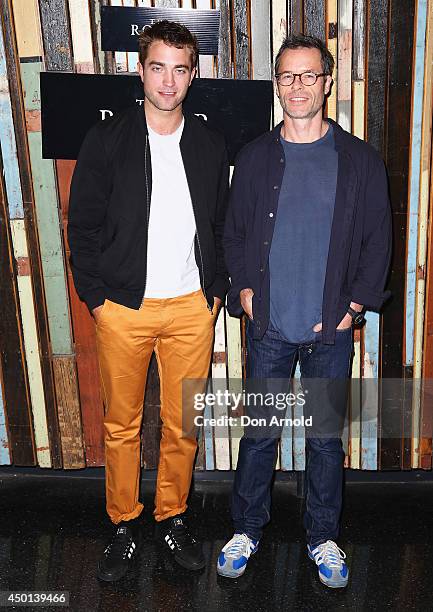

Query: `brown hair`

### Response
(275, 34, 335, 76)
(138, 20, 199, 69)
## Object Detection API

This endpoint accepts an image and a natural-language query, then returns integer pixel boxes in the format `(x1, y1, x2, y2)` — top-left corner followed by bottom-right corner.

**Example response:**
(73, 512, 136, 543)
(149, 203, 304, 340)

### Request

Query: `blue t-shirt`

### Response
(269, 124, 338, 343)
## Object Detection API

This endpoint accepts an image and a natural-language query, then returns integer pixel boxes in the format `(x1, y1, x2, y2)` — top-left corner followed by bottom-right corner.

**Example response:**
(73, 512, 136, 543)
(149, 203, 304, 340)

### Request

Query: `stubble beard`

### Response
(144, 90, 185, 113)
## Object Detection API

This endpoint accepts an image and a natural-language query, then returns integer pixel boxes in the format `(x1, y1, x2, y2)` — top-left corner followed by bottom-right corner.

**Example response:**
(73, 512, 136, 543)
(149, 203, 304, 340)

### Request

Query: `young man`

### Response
(220, 34, 391, 587)
(68, 21, 229, 581)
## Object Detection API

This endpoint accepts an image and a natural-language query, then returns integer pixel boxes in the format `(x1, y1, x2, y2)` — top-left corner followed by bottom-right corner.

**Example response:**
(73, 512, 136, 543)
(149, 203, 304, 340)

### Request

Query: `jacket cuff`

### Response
(82, 288, 106, 313)
(351, 281, 391, 311)
(208, 275, 230, 301)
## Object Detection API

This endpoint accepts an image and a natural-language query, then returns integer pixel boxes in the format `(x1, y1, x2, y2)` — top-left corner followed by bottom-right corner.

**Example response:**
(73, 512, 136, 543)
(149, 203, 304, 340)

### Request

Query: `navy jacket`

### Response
(223, 119, 392, 344)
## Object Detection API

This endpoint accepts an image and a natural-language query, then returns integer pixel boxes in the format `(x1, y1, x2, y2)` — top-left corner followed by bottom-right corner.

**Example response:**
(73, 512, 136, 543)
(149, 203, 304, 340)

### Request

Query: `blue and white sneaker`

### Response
(307, 540, 349, 588)
(217, 533, 259, 578)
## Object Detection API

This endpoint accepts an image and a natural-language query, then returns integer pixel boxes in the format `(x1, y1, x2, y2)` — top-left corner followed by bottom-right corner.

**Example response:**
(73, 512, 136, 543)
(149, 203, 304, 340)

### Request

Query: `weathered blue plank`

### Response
(0, 20, 24, 219)
(405, 0, 428, 367)
(0, 381, 11, 464)
(362, 312, 379, 470)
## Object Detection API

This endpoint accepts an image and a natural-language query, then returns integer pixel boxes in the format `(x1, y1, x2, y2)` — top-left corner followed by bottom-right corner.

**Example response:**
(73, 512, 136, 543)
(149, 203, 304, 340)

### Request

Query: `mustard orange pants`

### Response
(95, 289, 216, 524)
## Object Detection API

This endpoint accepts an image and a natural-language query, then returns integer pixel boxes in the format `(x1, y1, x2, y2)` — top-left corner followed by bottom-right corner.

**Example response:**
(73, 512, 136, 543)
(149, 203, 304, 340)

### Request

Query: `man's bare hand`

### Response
(240, 288, 254, 320)
(313, 301, 363, 332)
(213, 296, 222, 311)
(92, 303, 104, 323)
(336, 312, 353, 330)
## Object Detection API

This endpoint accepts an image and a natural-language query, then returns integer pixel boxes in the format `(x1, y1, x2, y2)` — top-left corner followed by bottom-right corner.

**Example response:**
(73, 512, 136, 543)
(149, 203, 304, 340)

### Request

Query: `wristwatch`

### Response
(347, 306, 365, 325)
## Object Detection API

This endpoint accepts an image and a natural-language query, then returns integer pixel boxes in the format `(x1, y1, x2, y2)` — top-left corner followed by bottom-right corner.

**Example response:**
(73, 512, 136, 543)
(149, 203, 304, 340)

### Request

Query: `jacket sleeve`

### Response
(350, 156, 392, 310)
(208, 144, 230, 301)
(68, 125, 111, 312)
(223, 151, 252, 316)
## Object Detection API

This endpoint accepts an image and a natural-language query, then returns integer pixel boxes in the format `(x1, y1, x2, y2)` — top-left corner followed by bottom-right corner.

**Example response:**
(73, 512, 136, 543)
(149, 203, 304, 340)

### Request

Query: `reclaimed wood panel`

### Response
(34, 0, 91, 468)
(212, 309, 231, 469)
(68, 0, 95, 73)
(92, 0, 116, 74)
(1, 0, 61, 466)
(365, 0, 392, 469)
(38, 0, 73, 71)
(326, 0, 337, 121)
(409, 0, 430, 466)
(352, 0, 365, 81)
(55, 159, 105, 466)
(350, 334, 361, 468)
(154, 0, 179, 6)
(216, 0, 231, 78)
(420, 0, 433, 470)
(406, 0, 428, 371)
(304, 0, 325, 41)
(272, 0, 287, 125)
(0, 0, 429, 472)
(0, 17, 51, 466)
(337, 0, 352, 131)
(251, 0, 271, 80)
(0, 157, 35, 465)
(13, 0, 74, 360)
(289, 0, 303, 35)
(52, 356, 85, 468)
(0, 377, 10, 464)
(196, 0, 214, 78)
(10, 219, 51, 467)
(226, 313, 242, 468)
(233, 0, 249, 80)
(381, 0, 416, 469)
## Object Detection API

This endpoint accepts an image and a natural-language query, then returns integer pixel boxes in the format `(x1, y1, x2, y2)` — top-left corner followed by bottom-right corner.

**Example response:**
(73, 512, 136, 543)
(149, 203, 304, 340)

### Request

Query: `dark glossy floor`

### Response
(0, 473, 432, 612)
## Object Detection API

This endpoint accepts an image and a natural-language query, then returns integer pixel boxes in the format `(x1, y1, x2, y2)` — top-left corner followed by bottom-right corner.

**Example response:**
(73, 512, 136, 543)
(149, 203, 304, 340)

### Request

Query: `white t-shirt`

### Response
(144, 118, 200, 298)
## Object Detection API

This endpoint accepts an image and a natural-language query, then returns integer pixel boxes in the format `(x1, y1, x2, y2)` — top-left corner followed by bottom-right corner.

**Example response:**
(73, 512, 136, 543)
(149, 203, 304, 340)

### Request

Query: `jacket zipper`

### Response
(194, 228, 212, 313)
(141, 131, 211, 314)
(140, 134, 150, 309)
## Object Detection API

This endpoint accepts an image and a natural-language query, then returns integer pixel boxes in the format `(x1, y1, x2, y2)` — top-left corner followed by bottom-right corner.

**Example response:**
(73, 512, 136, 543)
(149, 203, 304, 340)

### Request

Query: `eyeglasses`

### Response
(275, 71, 328, 86)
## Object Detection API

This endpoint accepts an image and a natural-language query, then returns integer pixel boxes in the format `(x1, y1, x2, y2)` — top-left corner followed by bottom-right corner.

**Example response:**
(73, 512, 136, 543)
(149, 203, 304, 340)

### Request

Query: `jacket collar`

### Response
(136, 103, 194, 139)
(270, 117, 350, 154)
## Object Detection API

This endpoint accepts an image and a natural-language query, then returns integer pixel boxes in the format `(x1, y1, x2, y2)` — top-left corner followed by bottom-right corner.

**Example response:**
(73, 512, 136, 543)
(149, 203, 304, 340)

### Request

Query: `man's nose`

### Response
(163, 69, 175, 86)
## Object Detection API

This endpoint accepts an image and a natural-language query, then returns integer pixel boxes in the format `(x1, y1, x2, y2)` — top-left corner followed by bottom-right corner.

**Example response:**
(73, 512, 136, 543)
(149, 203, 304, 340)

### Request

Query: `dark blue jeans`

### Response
(231, 322, 353, 548)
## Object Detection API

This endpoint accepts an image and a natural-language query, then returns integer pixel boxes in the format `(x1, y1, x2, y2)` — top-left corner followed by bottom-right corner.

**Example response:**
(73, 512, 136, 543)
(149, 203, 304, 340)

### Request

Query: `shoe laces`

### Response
(223, 533, 255, 559)
(313, 540, 346, 569)
(104, 527, 136, 560)
(169, 517, 196, 551)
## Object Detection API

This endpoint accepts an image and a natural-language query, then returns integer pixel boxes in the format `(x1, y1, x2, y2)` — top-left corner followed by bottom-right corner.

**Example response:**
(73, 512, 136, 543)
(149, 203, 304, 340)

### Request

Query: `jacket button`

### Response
(269, 212, 274, 218)
(264, 241, 268, 245)
(273, 185, 278, 190)
(260, 268, 264, 272)
(280, 158, 284, 163)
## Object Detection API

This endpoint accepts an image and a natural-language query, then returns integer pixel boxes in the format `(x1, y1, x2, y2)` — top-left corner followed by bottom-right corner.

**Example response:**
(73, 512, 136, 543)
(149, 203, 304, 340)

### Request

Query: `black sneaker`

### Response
(97, 522, 140, 582)
(156, 514, 205, 570)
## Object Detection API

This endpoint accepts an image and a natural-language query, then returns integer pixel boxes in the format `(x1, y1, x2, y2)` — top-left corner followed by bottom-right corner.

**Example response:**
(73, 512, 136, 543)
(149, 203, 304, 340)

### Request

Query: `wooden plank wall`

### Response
(0, 0, 432, 472)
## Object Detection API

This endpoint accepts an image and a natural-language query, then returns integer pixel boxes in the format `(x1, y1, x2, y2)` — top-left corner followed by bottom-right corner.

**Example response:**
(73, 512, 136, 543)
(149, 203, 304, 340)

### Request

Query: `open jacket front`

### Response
(223, 119, 392, 344)
(68, 105, 230, 312)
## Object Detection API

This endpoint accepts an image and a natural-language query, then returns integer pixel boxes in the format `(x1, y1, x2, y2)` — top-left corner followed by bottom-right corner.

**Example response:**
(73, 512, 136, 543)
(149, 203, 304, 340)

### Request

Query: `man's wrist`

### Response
(347, 306, 365, 324)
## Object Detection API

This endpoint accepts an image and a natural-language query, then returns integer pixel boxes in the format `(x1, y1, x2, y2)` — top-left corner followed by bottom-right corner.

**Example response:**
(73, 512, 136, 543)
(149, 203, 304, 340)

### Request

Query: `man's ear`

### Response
(137, 61, 144, 82)
(324, 74, 333, 96)
(189, 66, 197, 85)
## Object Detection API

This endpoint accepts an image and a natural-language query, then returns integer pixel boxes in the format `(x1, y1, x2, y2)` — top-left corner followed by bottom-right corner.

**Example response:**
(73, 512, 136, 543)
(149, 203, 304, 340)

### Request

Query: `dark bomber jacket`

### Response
(68, 105, 229, 312)
(223, 119, 392, 344)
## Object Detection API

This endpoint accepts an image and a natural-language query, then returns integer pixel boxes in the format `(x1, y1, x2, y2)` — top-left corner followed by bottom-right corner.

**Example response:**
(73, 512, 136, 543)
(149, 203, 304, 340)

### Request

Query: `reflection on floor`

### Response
(0, 474, 432, 611)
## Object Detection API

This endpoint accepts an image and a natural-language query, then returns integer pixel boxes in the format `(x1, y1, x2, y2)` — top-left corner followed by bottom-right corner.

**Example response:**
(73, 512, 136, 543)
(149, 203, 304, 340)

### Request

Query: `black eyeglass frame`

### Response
(275, 71, 329, 86)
